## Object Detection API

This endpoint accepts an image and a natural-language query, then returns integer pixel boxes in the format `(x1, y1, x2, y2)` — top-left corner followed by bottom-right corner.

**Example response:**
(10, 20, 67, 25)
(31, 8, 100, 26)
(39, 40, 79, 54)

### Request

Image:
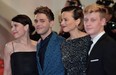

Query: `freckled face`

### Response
(11, 21, 26, 39)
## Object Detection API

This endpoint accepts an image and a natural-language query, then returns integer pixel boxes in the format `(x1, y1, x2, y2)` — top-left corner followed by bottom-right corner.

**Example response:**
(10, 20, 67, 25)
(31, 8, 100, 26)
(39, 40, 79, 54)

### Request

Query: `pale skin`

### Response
(3, 21, 37, 75)
(34, 13, 54, 40)
(61, 11, 87, 40)
(84, 12, 106, 39)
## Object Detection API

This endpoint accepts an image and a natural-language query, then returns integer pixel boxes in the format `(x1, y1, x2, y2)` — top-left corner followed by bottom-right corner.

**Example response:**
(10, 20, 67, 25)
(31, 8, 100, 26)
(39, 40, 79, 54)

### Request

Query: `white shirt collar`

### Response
(92, 31, 105, 44)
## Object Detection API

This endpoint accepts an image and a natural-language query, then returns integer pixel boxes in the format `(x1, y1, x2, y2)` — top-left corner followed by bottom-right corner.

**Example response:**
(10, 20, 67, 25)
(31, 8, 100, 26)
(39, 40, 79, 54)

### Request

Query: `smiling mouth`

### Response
(62, 26, 66, 28)
(36, 27, 43, 30)
(86, 27, 92, 29)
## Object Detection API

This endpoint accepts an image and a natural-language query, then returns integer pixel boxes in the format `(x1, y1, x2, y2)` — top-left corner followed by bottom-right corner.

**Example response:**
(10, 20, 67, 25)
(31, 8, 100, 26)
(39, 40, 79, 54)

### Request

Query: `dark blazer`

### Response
(87, 33, 116, 75)
(36, 32, 65, 75)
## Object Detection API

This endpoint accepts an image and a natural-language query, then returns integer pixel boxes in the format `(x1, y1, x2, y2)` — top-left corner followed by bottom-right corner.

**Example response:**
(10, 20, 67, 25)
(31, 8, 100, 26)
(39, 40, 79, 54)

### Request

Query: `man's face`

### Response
(34, 13, 53, 36)
(84, 12, 106, 38)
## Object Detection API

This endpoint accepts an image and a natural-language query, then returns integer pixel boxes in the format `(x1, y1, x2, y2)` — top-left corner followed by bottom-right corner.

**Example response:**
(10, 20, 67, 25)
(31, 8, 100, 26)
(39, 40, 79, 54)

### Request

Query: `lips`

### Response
(36, 27, 43, 30)
(35, 25, 43, 30)
(62, 26, 66, 29)
(12, 32, 18, 35)
(85, 26, 92, 30)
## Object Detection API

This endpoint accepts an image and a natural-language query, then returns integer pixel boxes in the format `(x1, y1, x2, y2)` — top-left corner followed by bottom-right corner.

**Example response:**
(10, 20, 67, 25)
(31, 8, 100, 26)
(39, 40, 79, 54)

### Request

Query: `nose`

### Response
(34, 21, 40, 27)
(84, 20, 91, 27)
(34, 21, 42, 29)
(34, 19, 40, 26)
(60, 20, 65, 26)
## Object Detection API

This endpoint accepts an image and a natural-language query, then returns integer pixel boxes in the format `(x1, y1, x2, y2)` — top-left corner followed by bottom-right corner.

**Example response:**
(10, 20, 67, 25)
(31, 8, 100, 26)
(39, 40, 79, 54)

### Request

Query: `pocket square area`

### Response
(90, 59, 99, 62)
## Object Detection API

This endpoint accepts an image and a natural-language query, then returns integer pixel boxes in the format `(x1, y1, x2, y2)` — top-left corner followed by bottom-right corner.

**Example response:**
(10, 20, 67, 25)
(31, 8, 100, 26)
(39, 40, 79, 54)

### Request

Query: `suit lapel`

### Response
(43, 32, 57, 72)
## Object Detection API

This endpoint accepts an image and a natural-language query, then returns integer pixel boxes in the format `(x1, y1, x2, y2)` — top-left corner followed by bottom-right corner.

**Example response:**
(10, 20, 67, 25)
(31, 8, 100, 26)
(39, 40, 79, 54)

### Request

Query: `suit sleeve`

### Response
(103, 41, 116, 75)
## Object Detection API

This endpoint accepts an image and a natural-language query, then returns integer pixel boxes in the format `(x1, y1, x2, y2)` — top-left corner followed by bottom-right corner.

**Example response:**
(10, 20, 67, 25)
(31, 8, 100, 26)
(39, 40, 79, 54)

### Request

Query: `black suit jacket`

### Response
(87, 33, 116, 75)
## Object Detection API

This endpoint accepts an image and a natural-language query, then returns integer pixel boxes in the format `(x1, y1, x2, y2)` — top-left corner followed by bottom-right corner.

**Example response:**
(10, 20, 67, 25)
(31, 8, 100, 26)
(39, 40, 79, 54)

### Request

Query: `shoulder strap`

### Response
(12, 42, 15, 52)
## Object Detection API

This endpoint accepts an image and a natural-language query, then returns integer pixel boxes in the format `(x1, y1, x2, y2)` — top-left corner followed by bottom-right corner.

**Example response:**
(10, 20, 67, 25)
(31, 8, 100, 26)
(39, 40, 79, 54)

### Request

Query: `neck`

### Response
(16, 35, 31, 45)
(69, 30, 86, 39)
(41, 30, 52, 40)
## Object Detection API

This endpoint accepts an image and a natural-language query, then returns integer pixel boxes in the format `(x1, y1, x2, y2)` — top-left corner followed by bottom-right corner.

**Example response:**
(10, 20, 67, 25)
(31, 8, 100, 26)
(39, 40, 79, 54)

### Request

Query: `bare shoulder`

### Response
(4, 41, 14, 53)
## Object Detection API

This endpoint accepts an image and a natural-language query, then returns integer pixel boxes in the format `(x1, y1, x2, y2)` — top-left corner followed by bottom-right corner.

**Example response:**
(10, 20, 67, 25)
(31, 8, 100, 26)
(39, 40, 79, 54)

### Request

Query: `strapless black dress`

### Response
(11, 52, 38, 75)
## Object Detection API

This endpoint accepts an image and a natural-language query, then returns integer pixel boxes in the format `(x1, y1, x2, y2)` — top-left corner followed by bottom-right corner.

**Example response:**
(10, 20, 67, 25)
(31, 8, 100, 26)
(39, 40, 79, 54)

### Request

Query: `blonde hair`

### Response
(84, 3, 107, 19)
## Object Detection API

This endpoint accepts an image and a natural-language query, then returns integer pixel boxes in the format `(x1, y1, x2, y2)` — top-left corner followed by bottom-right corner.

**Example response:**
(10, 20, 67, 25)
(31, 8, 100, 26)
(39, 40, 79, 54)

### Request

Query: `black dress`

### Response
(11, 52, 38, 75)
(61, 35, 91, 75)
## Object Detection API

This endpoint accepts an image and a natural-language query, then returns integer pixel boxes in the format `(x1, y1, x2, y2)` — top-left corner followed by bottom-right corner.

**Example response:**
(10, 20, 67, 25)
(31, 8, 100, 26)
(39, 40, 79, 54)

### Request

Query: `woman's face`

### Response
(60, 11, 77, 33)
(11, 21, 27, 39)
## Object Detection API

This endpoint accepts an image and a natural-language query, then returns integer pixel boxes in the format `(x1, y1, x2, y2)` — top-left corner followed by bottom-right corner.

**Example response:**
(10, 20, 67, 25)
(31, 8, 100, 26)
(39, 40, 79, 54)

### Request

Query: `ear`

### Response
(50, 20, 54, 27)
(101, 18, 106, 26)
(24, 24, 29, 31)
(75, 19, 81, 27)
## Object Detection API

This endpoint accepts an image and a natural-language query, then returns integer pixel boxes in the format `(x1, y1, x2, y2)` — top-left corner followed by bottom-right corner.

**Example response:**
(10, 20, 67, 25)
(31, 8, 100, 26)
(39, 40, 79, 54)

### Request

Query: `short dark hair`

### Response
(34, 6, 54, 21)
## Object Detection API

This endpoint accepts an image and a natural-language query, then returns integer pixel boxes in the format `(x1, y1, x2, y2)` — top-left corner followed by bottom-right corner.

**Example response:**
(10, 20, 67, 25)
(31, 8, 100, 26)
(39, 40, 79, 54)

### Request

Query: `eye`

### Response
(91, 18, 96, 22)
(84, 18, 88, 22)
(14, 24, 18, 27)
(34, 19, 38, 23)
(63, 18, 68, 22)
(40, 19, 45, 23)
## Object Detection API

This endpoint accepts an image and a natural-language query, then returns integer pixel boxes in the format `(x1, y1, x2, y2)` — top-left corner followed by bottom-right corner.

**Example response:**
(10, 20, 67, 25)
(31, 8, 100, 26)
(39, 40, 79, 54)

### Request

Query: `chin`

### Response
(13, 35, 19, 38)
(14, 36, 20, 39)
(36, 30, 43, 34)
(63, 29, 69, 33)
(37, 31, 45, 35)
